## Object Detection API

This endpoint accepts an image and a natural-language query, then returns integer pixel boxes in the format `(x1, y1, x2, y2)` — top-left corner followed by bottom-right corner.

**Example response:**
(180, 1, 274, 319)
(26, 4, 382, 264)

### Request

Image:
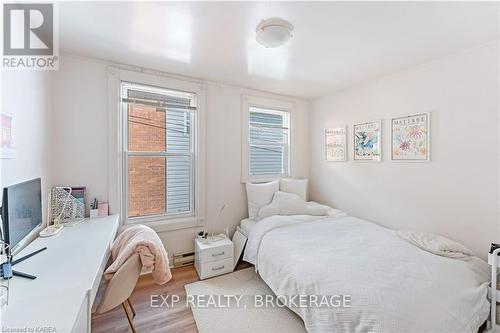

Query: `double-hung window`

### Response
(122, 82, 196, 221)
(246, 105, 290, 181)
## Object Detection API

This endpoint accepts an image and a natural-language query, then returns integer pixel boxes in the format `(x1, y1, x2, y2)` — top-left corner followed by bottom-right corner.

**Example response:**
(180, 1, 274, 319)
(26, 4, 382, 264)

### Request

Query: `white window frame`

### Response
(122, 82, 195, 221)
(241, 95, 294, 183)
(108, 67, 206, 231)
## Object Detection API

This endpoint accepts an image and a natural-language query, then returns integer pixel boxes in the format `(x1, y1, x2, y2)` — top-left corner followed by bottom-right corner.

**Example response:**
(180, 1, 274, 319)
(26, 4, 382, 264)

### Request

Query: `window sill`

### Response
(124, 215, 205, 233)
(242, 174, 287, 184)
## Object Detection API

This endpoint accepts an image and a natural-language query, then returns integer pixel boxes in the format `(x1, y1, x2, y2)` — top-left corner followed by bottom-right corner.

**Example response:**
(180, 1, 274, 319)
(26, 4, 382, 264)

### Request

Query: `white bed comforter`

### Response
(243, 214, 490, 333)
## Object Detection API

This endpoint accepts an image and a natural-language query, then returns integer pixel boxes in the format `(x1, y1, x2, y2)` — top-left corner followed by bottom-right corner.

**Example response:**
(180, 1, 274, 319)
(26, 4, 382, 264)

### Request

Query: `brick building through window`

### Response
(123, 82, 194, 219)
(128, 104, 166, 217)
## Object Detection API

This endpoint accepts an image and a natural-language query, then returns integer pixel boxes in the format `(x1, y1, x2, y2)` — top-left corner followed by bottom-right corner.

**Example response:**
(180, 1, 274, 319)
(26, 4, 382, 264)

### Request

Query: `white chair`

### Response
(94, 253, 142, 333)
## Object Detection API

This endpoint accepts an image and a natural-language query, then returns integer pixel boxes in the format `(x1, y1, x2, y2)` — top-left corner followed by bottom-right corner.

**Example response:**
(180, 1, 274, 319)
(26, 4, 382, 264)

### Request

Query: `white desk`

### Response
(1, 215, 119, 333)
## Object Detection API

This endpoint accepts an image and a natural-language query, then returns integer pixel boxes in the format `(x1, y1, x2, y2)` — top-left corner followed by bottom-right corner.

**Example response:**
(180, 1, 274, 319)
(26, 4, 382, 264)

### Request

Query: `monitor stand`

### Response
(1, 247, 47, 280)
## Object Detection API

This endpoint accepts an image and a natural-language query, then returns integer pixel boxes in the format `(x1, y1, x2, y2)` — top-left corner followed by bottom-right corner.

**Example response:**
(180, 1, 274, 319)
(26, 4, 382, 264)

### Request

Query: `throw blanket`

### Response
(244, 214, 490, 333)
(104, 224, 172, 285)
(397, 230, 475, 260)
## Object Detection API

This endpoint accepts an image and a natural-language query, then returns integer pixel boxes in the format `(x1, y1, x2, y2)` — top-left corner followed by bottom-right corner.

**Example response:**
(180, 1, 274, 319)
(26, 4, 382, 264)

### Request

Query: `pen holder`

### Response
(90, 209, 99, 218)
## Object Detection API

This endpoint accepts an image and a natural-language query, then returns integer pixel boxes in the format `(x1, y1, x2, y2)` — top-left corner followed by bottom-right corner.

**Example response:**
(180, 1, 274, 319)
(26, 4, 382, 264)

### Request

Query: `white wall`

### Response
(1, 70, 53, 225)
(52, 53, 309, 257)
(309, 41, 499, 258)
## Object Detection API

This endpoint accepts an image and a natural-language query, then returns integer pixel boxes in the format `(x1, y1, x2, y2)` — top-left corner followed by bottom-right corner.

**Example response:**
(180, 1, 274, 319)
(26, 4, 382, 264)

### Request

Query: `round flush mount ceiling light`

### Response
(256, 18, 294, 48)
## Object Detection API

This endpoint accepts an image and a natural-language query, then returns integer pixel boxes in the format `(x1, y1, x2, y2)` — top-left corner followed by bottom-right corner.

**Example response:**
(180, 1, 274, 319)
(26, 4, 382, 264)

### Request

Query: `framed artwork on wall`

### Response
(353, 120, 382, 161)
(1, 111, 16, 159)
(391, 113, 430, 161)
(325, 127, 347, 161)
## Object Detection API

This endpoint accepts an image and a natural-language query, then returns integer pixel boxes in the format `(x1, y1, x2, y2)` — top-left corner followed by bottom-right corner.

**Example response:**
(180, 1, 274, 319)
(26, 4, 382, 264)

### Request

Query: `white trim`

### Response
(121, 82, 195, 221)
(107, 67, 122, 218)
(241, 94, 294, 183)
(107, 67, 206, 229)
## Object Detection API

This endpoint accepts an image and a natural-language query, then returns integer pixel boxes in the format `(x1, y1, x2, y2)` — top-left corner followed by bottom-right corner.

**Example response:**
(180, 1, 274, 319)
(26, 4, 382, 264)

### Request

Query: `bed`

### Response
(238, 218, 257, 237)
(241, 211, 491, 333)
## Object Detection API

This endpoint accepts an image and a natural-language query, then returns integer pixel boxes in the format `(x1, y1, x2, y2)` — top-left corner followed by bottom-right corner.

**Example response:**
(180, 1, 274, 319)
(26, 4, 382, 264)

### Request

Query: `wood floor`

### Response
(92, 262, 252, 333)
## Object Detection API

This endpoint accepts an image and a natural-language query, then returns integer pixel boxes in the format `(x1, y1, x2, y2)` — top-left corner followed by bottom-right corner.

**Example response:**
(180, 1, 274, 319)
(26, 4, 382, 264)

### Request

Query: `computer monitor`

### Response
(1, 178, 43, 255)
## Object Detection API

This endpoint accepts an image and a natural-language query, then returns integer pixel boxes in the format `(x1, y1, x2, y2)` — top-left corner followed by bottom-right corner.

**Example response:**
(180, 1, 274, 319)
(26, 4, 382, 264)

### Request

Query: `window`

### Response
(122, 82, 196, 220)
(246, 106, 290, 181)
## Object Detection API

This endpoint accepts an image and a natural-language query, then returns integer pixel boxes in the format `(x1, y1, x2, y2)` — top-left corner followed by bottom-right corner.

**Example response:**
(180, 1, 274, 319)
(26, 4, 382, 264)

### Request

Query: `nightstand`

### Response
(194, 236, 234, 280)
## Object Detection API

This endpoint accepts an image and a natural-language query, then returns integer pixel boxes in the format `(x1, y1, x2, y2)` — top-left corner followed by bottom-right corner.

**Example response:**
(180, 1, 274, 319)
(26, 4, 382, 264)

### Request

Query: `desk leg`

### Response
(86, 289, 91, 333)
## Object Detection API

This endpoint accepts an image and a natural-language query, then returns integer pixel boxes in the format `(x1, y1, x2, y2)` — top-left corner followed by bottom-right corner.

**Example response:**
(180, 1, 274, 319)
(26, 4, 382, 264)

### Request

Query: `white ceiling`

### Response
(59, 2, 499, 99)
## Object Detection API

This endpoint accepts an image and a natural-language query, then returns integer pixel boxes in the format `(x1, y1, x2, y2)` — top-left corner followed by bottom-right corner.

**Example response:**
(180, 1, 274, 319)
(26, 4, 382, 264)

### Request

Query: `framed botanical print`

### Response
(325, 127, 347, 161)
(353, 120, 382, 161)
(391, 113, 430, 161)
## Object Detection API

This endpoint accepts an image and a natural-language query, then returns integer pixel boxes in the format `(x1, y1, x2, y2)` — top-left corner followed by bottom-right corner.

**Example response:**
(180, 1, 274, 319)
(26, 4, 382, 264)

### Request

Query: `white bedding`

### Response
(240, 201, 338, 238)
(243, 213, 490, 333)
(239, 218, 257, 236)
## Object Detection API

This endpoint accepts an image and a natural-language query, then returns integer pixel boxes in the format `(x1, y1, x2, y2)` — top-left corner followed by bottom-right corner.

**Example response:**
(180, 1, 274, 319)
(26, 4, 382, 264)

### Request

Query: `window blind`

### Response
(166, 110, 191, 214)
(249, 107, 289, 176)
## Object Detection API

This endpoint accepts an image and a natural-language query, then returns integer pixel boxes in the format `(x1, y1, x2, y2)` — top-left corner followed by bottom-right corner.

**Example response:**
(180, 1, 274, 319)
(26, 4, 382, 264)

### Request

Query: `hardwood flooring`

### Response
(91, 262, 252, 333)
(92, 262, 489, 333)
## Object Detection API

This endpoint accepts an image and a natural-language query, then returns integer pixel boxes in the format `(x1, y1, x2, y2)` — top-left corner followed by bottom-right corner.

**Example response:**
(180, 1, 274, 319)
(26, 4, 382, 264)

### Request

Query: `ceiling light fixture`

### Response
(255, 18, 293, 48)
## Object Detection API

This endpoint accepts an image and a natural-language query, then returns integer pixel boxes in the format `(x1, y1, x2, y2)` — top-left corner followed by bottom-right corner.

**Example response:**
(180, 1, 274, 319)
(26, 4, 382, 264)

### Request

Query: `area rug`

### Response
(185, 267, 306, 333)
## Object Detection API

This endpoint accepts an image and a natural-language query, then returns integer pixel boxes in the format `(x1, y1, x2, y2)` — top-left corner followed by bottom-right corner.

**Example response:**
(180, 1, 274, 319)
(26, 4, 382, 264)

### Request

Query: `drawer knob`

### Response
(212, 265, 225, 271)
(212, 251, 225, 257)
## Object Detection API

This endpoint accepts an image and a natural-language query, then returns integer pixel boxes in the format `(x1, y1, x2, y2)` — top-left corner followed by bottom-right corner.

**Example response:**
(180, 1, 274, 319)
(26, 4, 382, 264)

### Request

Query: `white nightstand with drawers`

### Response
(195, 236, 234, 280)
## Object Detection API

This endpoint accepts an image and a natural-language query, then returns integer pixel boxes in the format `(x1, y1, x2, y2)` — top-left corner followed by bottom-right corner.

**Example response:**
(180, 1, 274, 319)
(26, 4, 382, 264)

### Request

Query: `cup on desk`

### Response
(90, 197, 102, 218)
(90, 209, 99, 218)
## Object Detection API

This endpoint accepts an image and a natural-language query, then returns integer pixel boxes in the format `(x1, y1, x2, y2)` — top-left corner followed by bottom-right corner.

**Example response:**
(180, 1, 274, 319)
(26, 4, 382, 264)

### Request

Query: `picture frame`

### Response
(391, 112, 430, 162)
(325, 127, 347, 161)
(353, 120, 382, 161)
(1, 112, 16, 159)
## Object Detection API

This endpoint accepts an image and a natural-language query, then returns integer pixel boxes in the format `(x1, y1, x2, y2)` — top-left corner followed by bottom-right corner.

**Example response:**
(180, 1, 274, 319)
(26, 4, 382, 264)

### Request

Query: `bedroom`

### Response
(0, 1, 498, 332)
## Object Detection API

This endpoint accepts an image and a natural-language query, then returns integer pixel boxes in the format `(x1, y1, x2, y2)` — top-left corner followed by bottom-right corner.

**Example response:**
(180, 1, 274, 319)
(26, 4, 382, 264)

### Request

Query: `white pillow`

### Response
(245, 180, 279, 219)
(280, 178, 308, 201)
(258, 191, 327, 220)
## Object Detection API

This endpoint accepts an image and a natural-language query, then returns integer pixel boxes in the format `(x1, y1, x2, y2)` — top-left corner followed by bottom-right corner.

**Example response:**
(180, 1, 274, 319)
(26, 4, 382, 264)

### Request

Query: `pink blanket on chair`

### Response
(104, 224, 172, 285)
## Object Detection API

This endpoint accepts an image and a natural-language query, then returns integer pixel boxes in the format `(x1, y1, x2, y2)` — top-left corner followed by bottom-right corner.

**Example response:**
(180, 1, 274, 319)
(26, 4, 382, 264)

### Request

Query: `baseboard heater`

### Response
(173, 251, 195, 267)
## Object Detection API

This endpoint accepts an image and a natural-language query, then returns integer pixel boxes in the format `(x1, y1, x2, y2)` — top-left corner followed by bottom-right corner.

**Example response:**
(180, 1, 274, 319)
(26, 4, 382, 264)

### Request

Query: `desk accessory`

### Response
(98, 202, 109, 217)
(40, 192, 63, 237)
(89, 198, 99, 218)
(90, 209, 99, 218)
(39, 225, 63, 237)
(51, 187, 85, 226)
